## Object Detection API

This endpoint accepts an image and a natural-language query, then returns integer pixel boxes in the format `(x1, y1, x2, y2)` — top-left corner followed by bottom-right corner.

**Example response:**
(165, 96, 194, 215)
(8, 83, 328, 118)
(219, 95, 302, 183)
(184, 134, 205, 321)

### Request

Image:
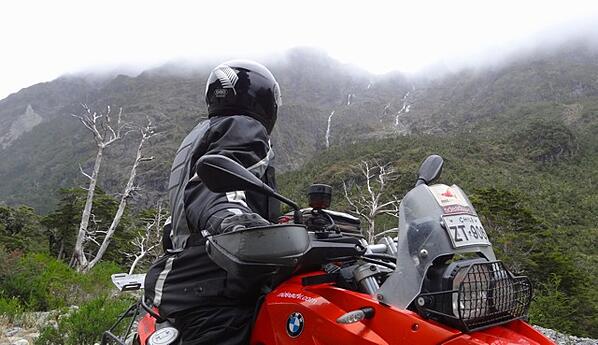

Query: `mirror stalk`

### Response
(272, 192, 302, 224)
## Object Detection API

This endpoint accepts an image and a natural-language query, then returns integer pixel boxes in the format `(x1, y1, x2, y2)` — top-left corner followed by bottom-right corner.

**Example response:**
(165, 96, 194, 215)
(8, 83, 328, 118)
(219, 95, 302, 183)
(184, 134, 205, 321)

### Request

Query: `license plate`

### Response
(442, 214, 491, 248)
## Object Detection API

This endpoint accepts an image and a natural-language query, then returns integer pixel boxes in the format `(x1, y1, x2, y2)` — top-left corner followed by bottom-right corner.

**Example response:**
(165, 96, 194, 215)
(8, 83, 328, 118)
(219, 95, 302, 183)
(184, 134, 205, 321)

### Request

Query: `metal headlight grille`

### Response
(453, 262, 490, 319)
(417, 260, 532, 332)
(456, 261, 532, 331)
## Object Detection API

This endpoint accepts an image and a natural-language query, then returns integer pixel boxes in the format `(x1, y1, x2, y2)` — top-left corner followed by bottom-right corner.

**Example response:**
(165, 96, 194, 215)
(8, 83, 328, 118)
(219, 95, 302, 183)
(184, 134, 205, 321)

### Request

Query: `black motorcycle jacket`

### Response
(145, 115, 280, 317)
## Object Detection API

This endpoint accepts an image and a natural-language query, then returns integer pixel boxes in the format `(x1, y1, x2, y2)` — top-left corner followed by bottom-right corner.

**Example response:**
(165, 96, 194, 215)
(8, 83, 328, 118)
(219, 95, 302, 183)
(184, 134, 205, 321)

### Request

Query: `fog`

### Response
(2, 0, 598, 99)
(421, 16, 598, 74)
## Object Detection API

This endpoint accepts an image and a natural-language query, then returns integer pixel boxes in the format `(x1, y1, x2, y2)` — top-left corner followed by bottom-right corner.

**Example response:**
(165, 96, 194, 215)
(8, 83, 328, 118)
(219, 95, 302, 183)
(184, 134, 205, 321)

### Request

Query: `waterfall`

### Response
(325, 110, 335, 148)
(395, 91, 410, 127)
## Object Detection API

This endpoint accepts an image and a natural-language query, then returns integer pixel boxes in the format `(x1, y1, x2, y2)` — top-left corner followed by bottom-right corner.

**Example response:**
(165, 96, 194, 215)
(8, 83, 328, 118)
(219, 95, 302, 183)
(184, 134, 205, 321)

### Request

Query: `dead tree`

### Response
(71, 105, 125, 269)
(125, 201, 165, 274)
(84, 119, 156, 271)
(343, 160, 400, 243)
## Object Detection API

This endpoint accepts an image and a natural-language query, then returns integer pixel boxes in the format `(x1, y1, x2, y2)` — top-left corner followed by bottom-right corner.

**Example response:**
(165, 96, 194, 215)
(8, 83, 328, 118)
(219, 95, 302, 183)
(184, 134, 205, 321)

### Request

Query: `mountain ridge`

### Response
(1, 45, 597, 212)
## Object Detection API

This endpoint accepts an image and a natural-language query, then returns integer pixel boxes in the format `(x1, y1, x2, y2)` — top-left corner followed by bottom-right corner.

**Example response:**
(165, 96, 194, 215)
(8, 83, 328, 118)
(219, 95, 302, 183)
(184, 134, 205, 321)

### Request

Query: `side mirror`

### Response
(415, 154, 444, 186)
(196, 154, 302, 223)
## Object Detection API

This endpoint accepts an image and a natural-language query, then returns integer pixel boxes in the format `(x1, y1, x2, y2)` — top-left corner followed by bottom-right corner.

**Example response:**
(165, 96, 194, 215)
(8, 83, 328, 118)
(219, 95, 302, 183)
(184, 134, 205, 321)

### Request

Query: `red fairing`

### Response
(250, 273, 555, 345)
(137, 308, 158, 345)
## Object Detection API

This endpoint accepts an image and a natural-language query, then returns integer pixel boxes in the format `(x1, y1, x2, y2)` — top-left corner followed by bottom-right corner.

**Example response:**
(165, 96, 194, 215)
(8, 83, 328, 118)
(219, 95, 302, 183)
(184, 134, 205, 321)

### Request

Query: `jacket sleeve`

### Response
(184, 115, 273, 235)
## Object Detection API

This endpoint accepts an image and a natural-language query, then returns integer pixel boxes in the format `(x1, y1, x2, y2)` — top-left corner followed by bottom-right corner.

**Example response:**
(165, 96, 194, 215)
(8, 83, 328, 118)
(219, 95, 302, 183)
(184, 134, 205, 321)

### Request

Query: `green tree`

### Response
(41, 189, 82, 260)
(512, 119, 578, 163)
(0, 204, 44, 252)
(42, 188, 134, 266)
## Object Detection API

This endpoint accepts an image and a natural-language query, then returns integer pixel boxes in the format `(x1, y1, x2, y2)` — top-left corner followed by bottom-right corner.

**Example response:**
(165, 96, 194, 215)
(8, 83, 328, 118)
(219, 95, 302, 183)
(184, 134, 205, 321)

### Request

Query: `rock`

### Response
(534, 326, 598, 345)
(24, 333, 39, 339)
(20, 311, 51, 329)
(58, 306, 79, 321)
(47, 320, 58, 330)
(10, 339, 29, 345)
(3, 328, 21, 338)
(0, 104, 43, 149)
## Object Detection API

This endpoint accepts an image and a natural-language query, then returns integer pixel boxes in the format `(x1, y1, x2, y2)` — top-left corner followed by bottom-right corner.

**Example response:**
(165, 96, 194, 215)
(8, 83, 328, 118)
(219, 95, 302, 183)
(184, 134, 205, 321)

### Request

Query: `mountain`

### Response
(0, 44, 597, 337)
(0, 48, 412, 212)
(276, 94, 598, 337)
(1, 44, 598, 212)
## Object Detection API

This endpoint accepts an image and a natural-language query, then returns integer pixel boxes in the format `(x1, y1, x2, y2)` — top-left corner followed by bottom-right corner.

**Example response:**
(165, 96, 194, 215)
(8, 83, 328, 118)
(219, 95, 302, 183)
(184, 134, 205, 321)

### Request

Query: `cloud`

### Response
(1, 0, 598, 99)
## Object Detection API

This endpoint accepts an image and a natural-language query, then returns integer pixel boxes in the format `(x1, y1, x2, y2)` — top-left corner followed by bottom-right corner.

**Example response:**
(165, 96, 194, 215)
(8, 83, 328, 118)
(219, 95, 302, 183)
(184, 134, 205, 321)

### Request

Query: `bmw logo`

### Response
(286, 312, 304, 338)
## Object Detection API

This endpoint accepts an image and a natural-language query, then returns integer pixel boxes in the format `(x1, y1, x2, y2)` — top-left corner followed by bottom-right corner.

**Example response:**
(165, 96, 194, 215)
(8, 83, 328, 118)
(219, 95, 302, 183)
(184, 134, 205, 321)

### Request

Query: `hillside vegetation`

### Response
(279, 104, 598, 336)
(0, 43, 597, 339)
(2, 45, 598, 213)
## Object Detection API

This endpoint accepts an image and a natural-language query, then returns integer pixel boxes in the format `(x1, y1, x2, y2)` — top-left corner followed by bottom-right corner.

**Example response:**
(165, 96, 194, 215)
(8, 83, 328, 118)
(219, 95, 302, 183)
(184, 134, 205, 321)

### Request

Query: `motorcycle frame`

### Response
(100, 302, 140, 345)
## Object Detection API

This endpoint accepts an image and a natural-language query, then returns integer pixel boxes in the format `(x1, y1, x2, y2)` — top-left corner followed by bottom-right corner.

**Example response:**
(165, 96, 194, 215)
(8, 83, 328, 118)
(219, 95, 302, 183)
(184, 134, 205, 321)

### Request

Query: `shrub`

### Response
(0, 205, 45, 252)
(0, 296, 24, 323)
(511, 119, 578, 163)
(36, 295, 134, 345)
(529, 274, 577, 335)
(0, 252, 120, 311)
(0, 244, 22, 276)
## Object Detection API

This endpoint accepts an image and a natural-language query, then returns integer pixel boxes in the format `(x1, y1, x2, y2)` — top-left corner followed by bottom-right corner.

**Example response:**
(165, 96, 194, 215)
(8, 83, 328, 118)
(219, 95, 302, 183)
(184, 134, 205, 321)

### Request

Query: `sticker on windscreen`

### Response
(428, 185, 473, 215)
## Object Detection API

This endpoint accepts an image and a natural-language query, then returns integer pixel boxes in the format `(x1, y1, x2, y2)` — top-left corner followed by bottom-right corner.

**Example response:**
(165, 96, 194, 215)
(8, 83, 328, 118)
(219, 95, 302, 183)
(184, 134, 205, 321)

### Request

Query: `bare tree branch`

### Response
(85, 117, 157, 271)
(71, 104, 147, 271)
(126, 201, 165, 274)
(374, 227, 399, 239)
(343, 160, 400, 243)
(79, 164, 93, 180)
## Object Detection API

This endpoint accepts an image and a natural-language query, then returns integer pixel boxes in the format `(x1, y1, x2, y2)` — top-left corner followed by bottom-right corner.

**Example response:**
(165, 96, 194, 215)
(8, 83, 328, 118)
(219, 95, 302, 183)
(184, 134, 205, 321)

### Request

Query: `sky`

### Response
(2, 0, 598, 99)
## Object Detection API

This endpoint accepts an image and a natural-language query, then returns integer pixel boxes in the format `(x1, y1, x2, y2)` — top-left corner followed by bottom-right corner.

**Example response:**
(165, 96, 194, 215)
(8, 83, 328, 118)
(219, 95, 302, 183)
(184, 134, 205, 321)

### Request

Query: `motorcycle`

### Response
(102, 154, 555, 345)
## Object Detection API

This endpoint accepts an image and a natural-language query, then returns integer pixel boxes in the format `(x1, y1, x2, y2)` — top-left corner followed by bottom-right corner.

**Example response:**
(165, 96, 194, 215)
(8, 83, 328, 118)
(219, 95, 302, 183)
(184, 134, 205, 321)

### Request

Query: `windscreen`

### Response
(378, 184, 496, 309)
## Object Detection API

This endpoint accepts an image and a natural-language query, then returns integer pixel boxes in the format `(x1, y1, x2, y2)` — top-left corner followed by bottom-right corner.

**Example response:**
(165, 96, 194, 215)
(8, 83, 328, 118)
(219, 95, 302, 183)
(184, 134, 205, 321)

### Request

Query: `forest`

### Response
(1, 46, 597, 343)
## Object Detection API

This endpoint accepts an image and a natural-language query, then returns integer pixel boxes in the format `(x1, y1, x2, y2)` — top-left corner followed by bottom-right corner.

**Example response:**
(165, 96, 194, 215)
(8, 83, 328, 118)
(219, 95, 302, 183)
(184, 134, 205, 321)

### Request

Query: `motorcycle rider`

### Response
(145, 60, 282, 344)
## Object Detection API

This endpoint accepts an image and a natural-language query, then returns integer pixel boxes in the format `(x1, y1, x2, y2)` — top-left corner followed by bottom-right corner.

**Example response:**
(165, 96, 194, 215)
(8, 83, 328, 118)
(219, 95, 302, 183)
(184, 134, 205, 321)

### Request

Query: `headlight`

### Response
(417, 260, 532, 332)
(452, 261, 490, 319)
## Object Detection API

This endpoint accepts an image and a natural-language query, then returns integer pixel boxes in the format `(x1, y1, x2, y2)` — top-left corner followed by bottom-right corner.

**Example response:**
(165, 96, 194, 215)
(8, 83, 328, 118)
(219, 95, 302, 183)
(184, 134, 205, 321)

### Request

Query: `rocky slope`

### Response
(1, 44, 598, 212)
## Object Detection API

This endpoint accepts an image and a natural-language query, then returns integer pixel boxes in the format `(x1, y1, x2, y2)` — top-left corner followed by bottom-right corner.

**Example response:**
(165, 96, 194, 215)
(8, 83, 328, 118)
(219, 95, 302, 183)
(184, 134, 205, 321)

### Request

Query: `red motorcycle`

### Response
(102, 154, 555, 345)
